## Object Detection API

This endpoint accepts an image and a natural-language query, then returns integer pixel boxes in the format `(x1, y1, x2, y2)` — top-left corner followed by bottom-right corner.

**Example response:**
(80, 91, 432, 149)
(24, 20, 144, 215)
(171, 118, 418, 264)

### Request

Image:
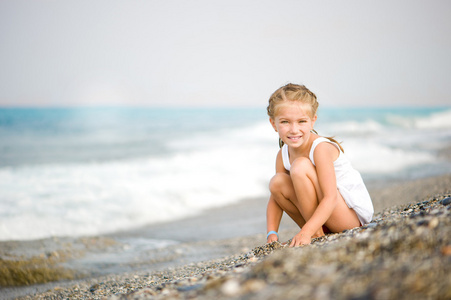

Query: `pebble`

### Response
(220, 278, 241, 296)
(441, 245, 451, 256)
(441, 197, 451, 206)
(362, 222, 377, 229)
(14, 193, 451, 300)
(176, 283, 203, 292)
(429, 217, 439, 229)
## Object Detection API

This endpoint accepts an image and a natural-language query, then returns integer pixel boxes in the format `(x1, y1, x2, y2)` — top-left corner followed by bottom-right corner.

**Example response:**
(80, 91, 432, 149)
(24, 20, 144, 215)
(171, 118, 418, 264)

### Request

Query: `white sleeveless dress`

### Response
(281, 137, 374, 225)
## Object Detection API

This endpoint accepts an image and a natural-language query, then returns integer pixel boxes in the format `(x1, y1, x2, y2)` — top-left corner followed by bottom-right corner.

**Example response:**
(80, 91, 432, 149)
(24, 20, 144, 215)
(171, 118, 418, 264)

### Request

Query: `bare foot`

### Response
(312, 228, 325, 239)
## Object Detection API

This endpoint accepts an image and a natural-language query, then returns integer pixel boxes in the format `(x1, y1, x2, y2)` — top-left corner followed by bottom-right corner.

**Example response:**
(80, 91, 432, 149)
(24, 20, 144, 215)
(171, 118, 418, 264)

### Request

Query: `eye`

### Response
(280, 120, 289, 124)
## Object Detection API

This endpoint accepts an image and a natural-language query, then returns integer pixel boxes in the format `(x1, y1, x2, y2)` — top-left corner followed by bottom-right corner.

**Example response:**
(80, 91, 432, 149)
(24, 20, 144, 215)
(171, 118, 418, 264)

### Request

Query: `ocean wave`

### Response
(414, 109, 451, 129)
(1, 107, 450, 241)
(0, 142, 275, 241)
(344, 140, 436, 174)
(318, 120, 384, 136)
(386, 108, 451, 129)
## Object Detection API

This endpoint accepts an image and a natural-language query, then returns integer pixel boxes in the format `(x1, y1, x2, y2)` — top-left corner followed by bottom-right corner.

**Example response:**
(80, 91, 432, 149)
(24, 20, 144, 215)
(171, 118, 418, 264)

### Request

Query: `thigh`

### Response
(325, 191, 361, 232)
(296, 160, 360, 232)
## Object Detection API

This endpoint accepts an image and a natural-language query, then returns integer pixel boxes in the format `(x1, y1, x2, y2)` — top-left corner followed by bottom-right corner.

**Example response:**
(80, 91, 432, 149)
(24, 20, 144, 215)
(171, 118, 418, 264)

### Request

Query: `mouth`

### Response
(288, 135, 303, 141)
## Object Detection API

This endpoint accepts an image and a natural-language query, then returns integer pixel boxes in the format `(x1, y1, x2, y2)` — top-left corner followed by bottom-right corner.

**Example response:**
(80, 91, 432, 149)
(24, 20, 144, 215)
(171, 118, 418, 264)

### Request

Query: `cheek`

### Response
(278, 124, 289, 133)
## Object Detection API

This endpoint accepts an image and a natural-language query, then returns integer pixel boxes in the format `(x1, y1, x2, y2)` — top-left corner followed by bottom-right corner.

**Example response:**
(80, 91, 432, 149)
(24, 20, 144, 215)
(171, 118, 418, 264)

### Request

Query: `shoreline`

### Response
(1, 174, 451, 299)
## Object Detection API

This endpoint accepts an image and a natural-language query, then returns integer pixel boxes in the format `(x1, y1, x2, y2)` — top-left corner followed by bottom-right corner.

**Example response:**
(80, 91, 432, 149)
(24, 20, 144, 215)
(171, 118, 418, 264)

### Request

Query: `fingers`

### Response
(268, 233, 311, 246)
(290, 241, 308, 247)
(290, 239, 304, 247)
(266, 235, 278, 243)
(289, 237, 301, 247)
(289, 232, 311, 247)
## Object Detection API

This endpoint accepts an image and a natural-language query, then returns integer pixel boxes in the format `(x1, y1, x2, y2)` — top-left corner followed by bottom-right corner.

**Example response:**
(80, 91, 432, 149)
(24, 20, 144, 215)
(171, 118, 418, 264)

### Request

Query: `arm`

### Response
(266, 196, 282, 242)
(291, 142, 339, 246)
(266, 150, 287, 243)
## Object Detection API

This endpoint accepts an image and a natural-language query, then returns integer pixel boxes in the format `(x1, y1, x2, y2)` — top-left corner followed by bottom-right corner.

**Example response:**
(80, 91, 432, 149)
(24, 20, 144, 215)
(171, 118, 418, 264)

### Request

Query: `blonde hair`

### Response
(267, 83, 344, 152)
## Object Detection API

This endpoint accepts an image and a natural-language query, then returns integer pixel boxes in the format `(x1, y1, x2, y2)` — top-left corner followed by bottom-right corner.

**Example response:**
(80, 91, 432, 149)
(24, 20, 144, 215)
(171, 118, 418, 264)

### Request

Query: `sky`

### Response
(1, 0, 450, 108)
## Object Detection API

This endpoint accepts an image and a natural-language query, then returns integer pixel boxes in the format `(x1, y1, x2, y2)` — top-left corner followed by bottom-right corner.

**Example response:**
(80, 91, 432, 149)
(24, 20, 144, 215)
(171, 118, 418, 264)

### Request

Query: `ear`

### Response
(269, 118, 277, 132)
(311, 114, 318, 128)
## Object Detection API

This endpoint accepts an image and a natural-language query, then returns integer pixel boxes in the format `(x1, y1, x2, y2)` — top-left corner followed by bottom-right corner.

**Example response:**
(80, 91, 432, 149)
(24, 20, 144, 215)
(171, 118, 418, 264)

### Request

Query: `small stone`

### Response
(249, 257, 258, 262)
(440, 197, 451, 206)
(363, 222, 377, 229)
(429, 209, 441, 216)
(428, 218, 439, 229)
(417, 220, 429, 226)
(177, 284, 203, 292)
(441, 245, 451, 256)
(221, 278, 241, 296)
(242, 279, 267, 293)
(89, 284, 100, 293)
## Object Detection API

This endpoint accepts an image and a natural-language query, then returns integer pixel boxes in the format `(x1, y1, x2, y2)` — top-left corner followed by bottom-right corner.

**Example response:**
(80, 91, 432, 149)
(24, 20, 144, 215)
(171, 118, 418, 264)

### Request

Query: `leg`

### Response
(269, 172, 325, 237)
(290, 157, 360, 233)
(324, 191, 360, 233)
(289, 158, 322, 225)
(268, 172, 306, 228)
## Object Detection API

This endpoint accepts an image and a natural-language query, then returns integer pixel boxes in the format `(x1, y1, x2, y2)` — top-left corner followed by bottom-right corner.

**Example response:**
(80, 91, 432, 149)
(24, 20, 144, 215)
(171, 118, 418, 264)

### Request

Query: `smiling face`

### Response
(270, 101, 317, 149)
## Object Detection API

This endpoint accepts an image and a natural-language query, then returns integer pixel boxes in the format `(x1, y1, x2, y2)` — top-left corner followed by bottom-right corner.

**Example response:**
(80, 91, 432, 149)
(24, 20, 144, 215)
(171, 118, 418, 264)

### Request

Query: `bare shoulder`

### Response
(313, 140, 339, 162)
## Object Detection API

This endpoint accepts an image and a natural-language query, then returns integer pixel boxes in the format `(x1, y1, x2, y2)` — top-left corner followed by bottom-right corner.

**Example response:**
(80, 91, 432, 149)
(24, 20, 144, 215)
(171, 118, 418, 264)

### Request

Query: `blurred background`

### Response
(1, 0, 450, 108)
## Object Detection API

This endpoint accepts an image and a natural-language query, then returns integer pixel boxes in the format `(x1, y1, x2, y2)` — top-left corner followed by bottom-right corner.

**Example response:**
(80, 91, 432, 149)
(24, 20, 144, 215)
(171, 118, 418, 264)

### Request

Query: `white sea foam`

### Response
(319, 119, 384, 136)
(386, 109, 451, 129)
(0, 123, 277, 241)
(343, 140, 436, 174)
(414, 109, 451, 129)
(0, 107, 449, 241)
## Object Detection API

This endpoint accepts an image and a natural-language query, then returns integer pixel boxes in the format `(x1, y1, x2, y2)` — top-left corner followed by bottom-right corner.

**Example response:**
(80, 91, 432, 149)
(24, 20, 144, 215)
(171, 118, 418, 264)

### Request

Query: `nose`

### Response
(289, 123, 300, 133)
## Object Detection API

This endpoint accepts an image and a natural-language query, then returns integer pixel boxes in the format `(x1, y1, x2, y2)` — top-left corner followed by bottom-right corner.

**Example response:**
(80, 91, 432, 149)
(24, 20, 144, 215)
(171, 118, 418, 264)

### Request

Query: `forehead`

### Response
(275, 101, 312, 118)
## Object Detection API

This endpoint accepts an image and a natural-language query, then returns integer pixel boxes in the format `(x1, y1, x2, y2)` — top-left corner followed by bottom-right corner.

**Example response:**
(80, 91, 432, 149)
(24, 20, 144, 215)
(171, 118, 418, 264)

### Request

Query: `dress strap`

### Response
(281, 144, 291, 171)
(309, 137, 340, 166)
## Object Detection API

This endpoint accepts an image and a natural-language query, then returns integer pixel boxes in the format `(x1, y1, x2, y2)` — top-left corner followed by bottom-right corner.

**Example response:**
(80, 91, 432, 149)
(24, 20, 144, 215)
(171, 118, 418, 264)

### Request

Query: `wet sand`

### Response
(1, 174, 451, 299)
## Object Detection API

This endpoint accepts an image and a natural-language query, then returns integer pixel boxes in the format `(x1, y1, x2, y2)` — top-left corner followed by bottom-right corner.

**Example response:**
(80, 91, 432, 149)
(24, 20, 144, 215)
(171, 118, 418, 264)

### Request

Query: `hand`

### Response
(267, 233, 278, 243)
(289, 230, 311, 247)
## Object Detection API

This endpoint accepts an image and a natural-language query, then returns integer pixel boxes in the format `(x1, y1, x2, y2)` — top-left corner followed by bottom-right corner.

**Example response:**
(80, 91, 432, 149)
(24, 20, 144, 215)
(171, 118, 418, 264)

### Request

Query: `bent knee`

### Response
(269, 172, 291, 193)
(290, 157, 314, 177)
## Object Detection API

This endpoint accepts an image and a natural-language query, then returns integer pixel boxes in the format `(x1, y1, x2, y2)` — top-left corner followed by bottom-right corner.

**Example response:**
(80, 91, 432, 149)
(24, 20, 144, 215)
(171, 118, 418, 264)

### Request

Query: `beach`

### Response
(1, 173, 450, 300)
(2, 1, 451, 297)
(1, 107, 450, 299)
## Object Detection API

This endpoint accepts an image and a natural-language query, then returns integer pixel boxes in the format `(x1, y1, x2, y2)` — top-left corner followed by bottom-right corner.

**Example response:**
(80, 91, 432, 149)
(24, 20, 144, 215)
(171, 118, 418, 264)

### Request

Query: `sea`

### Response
(1, 107, 451, 242)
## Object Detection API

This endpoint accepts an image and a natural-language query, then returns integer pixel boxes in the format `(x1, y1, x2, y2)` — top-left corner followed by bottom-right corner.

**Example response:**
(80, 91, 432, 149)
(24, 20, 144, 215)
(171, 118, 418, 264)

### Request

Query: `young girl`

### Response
(266, 83, 374, 247)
